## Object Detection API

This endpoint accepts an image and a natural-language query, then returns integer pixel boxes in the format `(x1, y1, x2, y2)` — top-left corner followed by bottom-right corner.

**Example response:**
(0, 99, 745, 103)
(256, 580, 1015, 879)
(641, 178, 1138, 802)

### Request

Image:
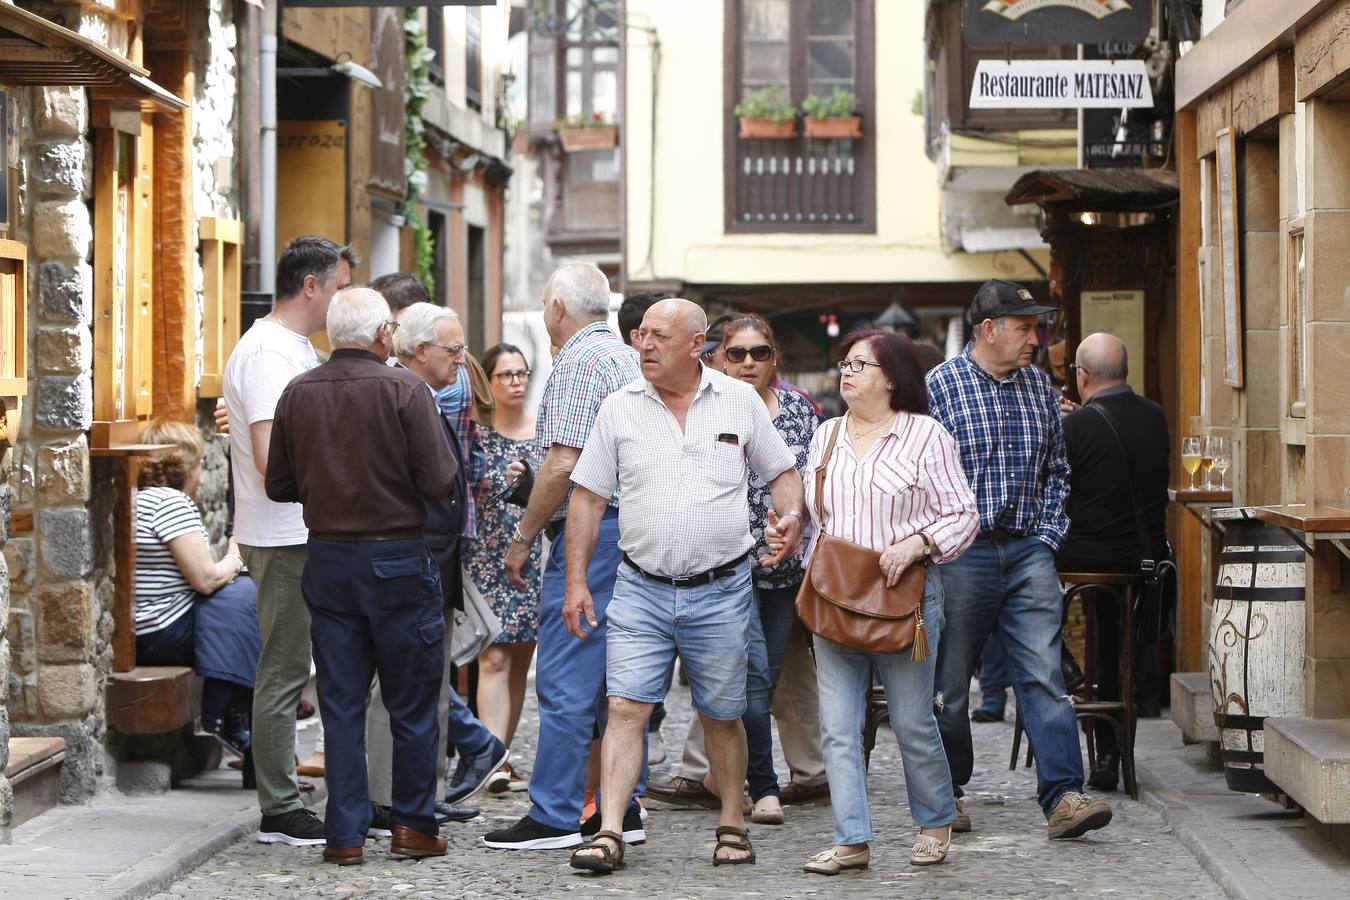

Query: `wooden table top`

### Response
(1168, 487, 1234, 505)
(1254, 504, 1350, 534)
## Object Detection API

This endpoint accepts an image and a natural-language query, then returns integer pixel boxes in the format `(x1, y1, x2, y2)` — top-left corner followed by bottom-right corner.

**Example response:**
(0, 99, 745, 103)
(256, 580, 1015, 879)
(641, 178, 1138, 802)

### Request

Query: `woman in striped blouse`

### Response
(135, 420, 261, 762)
(800, 331, 978, 876)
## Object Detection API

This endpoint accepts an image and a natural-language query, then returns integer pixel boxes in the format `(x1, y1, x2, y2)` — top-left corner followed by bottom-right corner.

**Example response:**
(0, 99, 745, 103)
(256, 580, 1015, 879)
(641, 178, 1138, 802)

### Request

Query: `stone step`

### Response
(4, 737, 66, 829)
(1264, 716, 1350, 824)
(1170, 671, 1219, 743)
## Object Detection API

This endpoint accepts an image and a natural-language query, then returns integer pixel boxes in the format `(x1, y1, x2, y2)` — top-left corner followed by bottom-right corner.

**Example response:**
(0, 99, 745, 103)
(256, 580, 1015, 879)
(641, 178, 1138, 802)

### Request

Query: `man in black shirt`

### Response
(1057, 333, 1170, 792)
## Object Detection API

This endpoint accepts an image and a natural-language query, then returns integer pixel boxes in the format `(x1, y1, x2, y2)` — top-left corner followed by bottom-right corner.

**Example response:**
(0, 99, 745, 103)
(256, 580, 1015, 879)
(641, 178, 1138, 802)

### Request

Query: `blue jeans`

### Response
(528, 508, 645, 831)
(743, 582, 799, 801)
(303, 538, 444, 848)
(815, 570, 955, 842)
(934, 536, 1084, 817)
(976, 633, 1011, 717)
(607, 558, 753, 721)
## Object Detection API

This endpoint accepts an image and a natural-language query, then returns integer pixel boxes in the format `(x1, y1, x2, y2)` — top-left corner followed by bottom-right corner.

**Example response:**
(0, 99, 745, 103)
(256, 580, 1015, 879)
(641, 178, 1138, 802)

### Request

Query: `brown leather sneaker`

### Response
(322, 846, 363, 866)
(953, 797, 972, 833)
(390, 825, 448, 858)
(643, 776, 720, 808)
(1047, 792, 1113, 840)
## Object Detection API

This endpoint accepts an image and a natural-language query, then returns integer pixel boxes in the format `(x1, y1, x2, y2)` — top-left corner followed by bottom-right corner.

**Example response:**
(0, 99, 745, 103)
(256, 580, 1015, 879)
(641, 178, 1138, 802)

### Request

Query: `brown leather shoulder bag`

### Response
(795, 419, 930, 659)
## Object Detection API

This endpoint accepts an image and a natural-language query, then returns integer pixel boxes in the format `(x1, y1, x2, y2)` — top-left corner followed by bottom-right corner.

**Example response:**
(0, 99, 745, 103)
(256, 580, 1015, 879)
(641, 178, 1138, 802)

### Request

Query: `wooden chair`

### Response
(1009, 571, 1146, 800)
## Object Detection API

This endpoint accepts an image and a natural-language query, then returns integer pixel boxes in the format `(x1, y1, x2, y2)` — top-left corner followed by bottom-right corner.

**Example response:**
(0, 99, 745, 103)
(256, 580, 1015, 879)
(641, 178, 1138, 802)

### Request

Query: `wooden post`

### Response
(1175, 107, 1206, 672)
(112, 457, 140, 673)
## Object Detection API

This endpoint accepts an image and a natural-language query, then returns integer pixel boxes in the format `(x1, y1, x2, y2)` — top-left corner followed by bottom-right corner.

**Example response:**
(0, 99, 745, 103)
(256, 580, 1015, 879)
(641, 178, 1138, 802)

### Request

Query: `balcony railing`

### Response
(729, 136, 872, 232)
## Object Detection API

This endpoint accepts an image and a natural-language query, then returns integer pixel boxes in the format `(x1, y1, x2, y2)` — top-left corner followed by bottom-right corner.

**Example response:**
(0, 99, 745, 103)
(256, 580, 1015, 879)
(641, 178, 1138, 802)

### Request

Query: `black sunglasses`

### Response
(724, 344, 773, 363)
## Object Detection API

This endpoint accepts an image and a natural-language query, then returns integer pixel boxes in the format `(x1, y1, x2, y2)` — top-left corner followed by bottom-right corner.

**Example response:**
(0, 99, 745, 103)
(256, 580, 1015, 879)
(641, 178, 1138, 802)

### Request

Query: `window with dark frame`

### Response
(725, 0, 875, 233)
(427, 6, 445, 85)
(466, 7, 483, 112)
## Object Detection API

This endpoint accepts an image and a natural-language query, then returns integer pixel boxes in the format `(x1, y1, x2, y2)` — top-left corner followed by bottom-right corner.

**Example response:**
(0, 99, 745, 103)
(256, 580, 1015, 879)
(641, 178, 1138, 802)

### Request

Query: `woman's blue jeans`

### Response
(743, 582, 800, 801)
(815, 570, 957, 843)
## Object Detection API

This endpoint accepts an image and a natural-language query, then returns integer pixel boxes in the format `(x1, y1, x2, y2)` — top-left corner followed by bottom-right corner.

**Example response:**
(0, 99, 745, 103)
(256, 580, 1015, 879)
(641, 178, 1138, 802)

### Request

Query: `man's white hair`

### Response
(327, 287, 392, 347)
(546, 262, 610, 319)
(395, 301, 459, 359)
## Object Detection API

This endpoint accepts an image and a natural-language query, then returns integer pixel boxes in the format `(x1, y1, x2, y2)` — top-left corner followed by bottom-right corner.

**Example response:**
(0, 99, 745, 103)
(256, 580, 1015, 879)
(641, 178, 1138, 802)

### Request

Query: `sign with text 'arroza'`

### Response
(969, 60, 1153, 109)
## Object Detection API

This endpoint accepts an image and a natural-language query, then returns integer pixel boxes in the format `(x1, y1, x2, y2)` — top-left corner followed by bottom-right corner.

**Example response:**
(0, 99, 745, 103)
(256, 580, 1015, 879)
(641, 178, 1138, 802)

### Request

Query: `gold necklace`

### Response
(849, 413, 894, 439)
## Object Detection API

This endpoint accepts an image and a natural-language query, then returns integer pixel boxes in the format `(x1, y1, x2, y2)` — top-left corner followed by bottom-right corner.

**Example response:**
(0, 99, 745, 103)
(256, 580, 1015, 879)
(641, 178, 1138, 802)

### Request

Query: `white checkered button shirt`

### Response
(571, 366, 796, 578)
(536, 321, 642, 522)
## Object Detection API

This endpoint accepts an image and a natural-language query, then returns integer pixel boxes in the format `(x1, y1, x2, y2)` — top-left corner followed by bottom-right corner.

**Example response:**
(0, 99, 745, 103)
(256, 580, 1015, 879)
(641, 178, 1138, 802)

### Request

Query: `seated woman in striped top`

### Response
(134, 420, 261, 762)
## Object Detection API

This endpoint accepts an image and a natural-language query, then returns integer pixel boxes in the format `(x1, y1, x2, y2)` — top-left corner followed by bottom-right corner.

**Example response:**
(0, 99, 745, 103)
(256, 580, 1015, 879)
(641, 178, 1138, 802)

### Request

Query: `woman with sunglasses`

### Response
(716, 313, 822, 826)
(464, 342, 545, 794)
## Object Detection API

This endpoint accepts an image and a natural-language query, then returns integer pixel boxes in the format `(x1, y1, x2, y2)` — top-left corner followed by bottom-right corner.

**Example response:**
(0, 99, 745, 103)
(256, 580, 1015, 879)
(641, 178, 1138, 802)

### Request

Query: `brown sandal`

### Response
(570, 830, 626, 874)
(712, 826, 756, 866)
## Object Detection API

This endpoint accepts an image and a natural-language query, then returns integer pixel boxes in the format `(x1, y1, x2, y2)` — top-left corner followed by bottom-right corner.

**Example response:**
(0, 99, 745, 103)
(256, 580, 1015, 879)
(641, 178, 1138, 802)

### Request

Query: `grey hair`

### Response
(327, 287, 392, 347)
(395, 302, 459, 359)
(546, 263, 611, 319)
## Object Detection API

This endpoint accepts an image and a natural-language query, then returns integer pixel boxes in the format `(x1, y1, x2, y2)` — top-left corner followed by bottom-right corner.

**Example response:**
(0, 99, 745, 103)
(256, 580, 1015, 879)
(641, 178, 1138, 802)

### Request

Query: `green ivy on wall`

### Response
(404, 9, 435, 293)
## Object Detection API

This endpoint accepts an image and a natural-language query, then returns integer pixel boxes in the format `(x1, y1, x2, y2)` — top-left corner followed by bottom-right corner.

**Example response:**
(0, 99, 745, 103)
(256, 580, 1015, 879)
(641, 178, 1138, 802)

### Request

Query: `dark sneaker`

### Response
(257, 808, 326, 846)
(444, 737, 509, 804)
(434, 801, 481, 823)
(1047, 792, 1113, 839)
(482, 814, 582, 850)
(368, 803, 393, 838)
(210, 713, 251, 759)
(970, 708, 1004, 723)
(580, 805, 646, 845)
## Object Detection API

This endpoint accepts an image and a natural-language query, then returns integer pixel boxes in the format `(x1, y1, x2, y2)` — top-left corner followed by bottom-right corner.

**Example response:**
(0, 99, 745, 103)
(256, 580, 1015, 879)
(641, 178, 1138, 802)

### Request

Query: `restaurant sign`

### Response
(969, 60, 1153, 109)
(963, 0, 1151, 45)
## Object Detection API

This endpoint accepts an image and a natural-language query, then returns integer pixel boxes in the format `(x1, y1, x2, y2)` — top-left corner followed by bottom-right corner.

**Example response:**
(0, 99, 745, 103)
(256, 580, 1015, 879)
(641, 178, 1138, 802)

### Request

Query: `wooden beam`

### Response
(112, 457, 139, 672)
(1175, 108, 1206, 673)
(92, 128, 119, 425)
(147, 50, 195, 422)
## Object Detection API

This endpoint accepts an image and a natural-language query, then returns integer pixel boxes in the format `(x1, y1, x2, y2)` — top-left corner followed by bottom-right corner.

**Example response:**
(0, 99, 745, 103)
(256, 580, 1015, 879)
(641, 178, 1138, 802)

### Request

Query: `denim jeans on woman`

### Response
(933, 535, 1085, 817)
(815, 569, 956, 844)
(743, 582, 800, 801)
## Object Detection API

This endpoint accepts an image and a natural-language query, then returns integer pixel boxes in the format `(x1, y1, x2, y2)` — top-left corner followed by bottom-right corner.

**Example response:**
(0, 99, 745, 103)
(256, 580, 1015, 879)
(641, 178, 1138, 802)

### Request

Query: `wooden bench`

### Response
(4, 737, 66, 828)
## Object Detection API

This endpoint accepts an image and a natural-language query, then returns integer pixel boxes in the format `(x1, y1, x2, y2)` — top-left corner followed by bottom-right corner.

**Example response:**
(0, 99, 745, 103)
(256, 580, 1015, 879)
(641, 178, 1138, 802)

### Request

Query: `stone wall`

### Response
(1, 452, 12, 841)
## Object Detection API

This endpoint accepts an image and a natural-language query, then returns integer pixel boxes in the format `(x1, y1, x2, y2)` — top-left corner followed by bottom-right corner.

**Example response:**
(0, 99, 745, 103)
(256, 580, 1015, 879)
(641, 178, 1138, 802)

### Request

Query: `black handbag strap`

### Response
(1087, 401, 1155, 573)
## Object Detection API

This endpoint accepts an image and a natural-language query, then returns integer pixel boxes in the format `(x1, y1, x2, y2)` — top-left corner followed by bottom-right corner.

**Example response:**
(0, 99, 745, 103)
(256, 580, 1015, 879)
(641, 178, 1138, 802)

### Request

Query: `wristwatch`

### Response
(784, 510, 804, 522)
(511, 525, 532, 545)
(918, 532, 935, 559)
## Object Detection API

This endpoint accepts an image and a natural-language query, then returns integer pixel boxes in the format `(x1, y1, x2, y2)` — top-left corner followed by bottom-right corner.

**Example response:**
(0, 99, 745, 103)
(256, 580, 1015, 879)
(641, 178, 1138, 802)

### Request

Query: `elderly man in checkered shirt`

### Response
(563, 299, 805, 873)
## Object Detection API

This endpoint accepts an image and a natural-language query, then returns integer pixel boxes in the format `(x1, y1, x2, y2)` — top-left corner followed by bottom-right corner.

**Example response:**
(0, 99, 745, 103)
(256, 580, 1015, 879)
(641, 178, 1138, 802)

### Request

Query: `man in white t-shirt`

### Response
(224, 235, 356, 847)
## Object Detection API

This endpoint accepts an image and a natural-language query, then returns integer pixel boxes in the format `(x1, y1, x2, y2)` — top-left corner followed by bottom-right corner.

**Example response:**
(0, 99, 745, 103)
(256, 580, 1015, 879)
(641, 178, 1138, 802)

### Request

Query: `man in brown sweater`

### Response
(266, 287, 457, 865)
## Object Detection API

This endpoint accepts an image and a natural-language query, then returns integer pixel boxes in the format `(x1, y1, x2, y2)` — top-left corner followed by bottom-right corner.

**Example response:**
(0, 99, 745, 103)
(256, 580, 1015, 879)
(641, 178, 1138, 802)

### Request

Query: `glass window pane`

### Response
(568, 148, 619, 183)
(744, 41, 790, 84)
(592, 70, 617, 119)
(809, 39, 854, 83)
(593, 46, 618, 66)
(808, 0, 854, 38)
(742, 0, 789, 41)
(566, 0, 620, 42)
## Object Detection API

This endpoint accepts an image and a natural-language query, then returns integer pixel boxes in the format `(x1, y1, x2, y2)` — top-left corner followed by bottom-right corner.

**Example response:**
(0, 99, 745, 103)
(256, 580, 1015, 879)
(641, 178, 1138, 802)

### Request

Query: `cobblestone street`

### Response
(148, 676, 1225, 900)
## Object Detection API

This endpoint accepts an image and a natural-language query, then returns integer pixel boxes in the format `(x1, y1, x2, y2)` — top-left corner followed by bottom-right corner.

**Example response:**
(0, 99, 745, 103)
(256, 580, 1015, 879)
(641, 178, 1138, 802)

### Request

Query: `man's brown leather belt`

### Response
(979, 527, 1025, 542)
(309, 529, 422, 543)
(622, 551, 749, 588)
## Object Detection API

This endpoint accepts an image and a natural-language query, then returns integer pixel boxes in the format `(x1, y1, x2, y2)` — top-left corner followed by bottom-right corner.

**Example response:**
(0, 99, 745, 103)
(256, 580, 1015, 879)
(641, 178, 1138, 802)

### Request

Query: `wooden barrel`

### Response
(1207, 507, 1306, 793)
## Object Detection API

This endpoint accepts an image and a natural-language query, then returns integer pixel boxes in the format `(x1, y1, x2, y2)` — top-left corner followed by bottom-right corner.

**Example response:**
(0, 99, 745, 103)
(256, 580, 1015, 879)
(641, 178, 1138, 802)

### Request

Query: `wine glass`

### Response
(1212, 436, 1231, 491)
(1200, 435, 1218, 490)
(1180, 436, 1202, 490)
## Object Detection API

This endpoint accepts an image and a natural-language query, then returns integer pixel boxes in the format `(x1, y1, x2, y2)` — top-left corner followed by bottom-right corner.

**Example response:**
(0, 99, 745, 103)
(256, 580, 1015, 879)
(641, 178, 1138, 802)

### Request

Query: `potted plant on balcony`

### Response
(735, 86, 798, 139)
(802, 87, 861, 139)
(557, 112, 618, 152)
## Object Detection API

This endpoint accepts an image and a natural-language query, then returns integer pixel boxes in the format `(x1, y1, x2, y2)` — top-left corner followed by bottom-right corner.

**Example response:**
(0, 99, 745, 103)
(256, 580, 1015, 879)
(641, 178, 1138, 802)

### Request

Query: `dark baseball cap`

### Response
(967, 279, 1057, 323)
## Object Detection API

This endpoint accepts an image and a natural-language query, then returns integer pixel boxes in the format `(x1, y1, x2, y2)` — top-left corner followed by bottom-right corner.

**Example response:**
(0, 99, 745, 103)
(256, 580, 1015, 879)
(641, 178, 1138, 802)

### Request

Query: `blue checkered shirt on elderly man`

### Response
(437, 363, 481, 539)
(924, 344, 1070, 547)
(536, 321, 641, 521)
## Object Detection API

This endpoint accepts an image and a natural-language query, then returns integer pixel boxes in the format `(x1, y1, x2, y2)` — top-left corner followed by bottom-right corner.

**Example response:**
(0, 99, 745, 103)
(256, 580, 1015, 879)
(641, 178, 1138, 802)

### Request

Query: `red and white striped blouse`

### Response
(802, 412, 978, 564)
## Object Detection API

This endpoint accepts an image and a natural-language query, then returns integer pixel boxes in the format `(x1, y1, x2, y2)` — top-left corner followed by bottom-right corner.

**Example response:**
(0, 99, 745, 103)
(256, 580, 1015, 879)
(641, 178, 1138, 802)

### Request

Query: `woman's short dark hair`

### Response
(838, 330, 929, 415)
(723, 312, 776, 348)
(481, 342, 527, 378)
(913, 340, 947, 375)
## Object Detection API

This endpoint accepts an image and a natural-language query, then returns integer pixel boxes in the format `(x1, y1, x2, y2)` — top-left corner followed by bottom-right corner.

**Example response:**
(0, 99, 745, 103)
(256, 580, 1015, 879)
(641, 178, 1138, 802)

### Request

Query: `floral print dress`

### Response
(748, 388, 822, 590)
(464, 427, 545, 643)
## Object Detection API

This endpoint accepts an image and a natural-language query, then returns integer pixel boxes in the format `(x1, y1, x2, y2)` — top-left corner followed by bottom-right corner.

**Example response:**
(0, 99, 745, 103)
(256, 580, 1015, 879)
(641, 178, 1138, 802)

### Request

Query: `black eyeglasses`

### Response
(493, 370, 531, 383)
(837, 358, 884, 375)
(724, 344, 773, 363)
(1068, 362, 1086, 374)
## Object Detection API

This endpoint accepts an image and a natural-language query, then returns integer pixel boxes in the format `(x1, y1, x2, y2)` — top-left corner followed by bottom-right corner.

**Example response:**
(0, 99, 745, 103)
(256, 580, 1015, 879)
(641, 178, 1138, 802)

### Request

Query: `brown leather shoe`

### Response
(643, 776, 720, 808)
(779, 781, 831, 805)
(322, 846, 363, 866)
(390, 825, 447, 858)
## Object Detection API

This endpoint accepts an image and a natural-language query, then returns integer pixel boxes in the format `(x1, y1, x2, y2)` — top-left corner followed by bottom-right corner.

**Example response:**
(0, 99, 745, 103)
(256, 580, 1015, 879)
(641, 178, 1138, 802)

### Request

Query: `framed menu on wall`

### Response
(1216, 127, 1244, 388)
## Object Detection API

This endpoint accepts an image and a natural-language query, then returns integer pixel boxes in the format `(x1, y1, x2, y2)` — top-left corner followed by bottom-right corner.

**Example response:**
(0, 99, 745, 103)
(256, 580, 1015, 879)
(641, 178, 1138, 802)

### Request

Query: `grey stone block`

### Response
(30, 141, 86, 196)
(38, 261, 91, 324)
(1171, 671, 1220, 743)
(35, 375, 92, 433)
(12, 719, 97, 803)
(1265, 716, 1350, 824)
(38, 508, 92, 578)
(116, 759, 173, 795)
(0, 484, 10, 544)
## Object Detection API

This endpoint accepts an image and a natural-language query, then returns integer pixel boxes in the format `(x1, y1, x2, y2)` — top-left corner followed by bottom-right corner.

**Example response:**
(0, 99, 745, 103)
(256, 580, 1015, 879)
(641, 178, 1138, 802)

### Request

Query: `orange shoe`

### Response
(581, 788, 597, 822)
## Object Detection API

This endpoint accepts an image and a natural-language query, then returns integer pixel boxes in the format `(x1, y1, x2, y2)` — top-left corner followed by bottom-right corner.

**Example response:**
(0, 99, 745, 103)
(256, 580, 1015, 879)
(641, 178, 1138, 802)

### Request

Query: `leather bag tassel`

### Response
(911, 608, 930, 662)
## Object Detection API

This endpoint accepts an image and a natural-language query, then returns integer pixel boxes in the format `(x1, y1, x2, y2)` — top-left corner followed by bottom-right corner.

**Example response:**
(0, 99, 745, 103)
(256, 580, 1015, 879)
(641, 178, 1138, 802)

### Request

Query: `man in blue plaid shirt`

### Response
(484, 263, 643, 851)
(927, 280, 1112, 841)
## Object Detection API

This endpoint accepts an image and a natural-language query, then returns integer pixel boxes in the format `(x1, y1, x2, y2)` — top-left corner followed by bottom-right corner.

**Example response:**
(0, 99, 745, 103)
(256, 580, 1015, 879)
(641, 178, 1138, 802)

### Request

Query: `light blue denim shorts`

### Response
(605, 557, 754, 721)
